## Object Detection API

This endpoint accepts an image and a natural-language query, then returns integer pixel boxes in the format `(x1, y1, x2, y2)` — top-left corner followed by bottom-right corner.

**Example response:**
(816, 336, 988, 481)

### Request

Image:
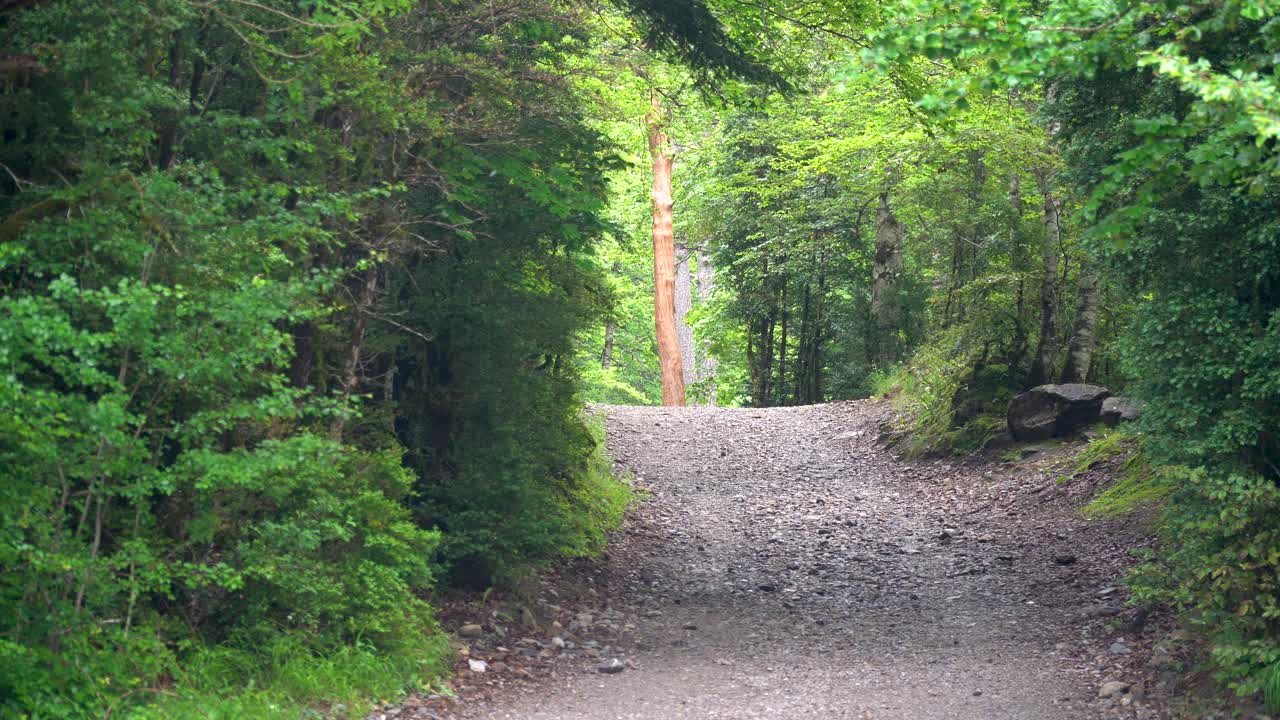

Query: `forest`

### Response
(1, 0, 1277, 718)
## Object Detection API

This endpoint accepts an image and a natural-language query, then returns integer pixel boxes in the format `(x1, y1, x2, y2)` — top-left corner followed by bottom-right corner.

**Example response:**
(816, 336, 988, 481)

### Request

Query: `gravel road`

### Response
(421, 401, 1164, 720)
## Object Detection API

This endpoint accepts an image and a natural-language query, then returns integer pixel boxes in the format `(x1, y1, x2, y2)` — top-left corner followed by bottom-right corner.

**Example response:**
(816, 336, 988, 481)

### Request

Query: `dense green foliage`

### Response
(0, 0, 653, 716)
(3, 0, 1278, 714)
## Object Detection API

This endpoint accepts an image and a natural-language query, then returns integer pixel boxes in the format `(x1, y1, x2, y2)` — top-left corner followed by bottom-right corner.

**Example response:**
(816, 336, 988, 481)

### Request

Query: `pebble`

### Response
(459, 623, 483, 638)
(597, 658, 625, 674)
(1098, 680, 1131, 699)
(467, 659, 487, 673)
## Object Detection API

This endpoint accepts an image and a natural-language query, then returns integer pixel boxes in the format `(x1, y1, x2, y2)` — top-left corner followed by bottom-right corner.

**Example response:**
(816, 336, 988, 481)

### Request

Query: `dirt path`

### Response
(421, 401, 1165, 720)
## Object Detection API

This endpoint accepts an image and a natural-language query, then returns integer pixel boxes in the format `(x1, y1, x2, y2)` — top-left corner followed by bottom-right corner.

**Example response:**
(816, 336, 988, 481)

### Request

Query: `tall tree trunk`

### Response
(795, 280, 811, 402)
(813, 271, 825, 401)
(777, 277, 788, 405)
(674, 240, 695, 387)
(601, 260, 621, 370)
(694, 245, 718, 405)
(333, 264, 378, 440)
(871, 192, 905, 368)
(647, 89, 685, 406)
(156, 33, 184, 170)
(761, 308, 776, 406)
(601, 321, 616, 369)
(1060, 262, 1101, 383)
(1007, 171, 1029, 374)
(1029, 188, 1063, 386)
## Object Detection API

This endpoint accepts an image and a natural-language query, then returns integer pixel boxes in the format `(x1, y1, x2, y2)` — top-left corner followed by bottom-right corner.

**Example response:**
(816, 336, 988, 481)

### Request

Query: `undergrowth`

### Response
(1266, 661, 1280, 712)
(132, 634, 452, 720)
(1063, 429, 1171, 518)
(869, 342, 1009, 457)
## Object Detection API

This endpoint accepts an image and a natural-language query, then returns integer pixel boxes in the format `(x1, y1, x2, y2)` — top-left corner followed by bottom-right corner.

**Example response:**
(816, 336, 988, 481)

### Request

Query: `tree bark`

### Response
(694, 245, 718, 405)
(601, 321, 616, 369)
(333, 264, 378, 440)
(1029, 188, 1063, 386)
(674, 240, 695, 387)
(156, 33, 184, 170)
(647, 89, 685, 406)
(777, 277, 788, 405)
(1007, 171, 1029, 374)
(1059, 261, 1101, 383)
(871, 192, 905, 368)
(601, 260, 620, 370)
(795, 280, 810, 402)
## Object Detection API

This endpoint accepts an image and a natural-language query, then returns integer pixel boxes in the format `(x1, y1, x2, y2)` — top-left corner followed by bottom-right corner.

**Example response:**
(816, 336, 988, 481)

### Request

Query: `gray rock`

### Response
(1101, 396, 1143, 426)
(459, 623, 483, 638)
(1109, 641, 1131, 655)
(597, 658, 625, 674)
(1098, 680, 1131, 699)
(1007, 384, 1111, 441)
(551, 636, 566, 649)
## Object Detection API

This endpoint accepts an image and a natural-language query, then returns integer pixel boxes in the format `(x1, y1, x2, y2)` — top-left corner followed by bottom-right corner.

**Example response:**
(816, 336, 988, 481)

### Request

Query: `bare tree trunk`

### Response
(871, 192, 905, 368)
(333, 264, 378, 440)
(647, 89, 685, 406)
(1007, 171, 1029, 374)
(1060, 262, 1101, 383)
(813, 271, 825, 400)
(601, 321, 616, 369)
(1029, 188, 1063, 386)
(777, 278, 788, 405)
(761, 308, 776, 406)
(795, 280, 810, 402)
(674, 240, 695, 387)
(157, 33, 183, 171)
(694, 245, 718, 405)
(601, 260, 620, 370)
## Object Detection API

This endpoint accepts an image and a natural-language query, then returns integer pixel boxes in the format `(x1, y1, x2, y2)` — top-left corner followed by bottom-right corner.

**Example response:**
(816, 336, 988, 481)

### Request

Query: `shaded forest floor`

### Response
(394, 400, 1184, 719)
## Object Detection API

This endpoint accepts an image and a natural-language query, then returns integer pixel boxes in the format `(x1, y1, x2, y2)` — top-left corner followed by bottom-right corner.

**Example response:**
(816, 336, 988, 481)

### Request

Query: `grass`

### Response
(1063, 428, 1173, 518)
(129, 633, 453, 720)
(868, 352, 967, 458)
(1265, 660, 1280, 712)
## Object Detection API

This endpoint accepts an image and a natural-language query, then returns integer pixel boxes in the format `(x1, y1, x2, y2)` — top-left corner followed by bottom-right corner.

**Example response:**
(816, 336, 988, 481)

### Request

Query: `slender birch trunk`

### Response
(1060, 262, 1101, 383)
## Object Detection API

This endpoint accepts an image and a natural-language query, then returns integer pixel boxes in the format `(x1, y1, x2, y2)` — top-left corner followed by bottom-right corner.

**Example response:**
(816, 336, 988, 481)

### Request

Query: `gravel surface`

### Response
(401, 401, 1170, 720)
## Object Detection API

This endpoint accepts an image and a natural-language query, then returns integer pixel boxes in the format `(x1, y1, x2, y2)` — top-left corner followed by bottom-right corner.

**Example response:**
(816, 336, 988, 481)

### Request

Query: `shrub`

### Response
(1130, 469, 1280, 706)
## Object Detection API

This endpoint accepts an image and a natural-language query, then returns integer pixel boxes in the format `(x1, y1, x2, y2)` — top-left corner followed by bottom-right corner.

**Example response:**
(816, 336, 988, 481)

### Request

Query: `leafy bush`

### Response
(418, 402, 632, 588)
(1130, 469, 1280, 705)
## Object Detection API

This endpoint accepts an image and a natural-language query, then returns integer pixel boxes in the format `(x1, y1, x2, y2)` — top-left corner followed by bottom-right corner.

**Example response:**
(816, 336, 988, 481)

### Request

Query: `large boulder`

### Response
(1007, 384, 1111, 441)
(1100, 396, 1143, 426)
